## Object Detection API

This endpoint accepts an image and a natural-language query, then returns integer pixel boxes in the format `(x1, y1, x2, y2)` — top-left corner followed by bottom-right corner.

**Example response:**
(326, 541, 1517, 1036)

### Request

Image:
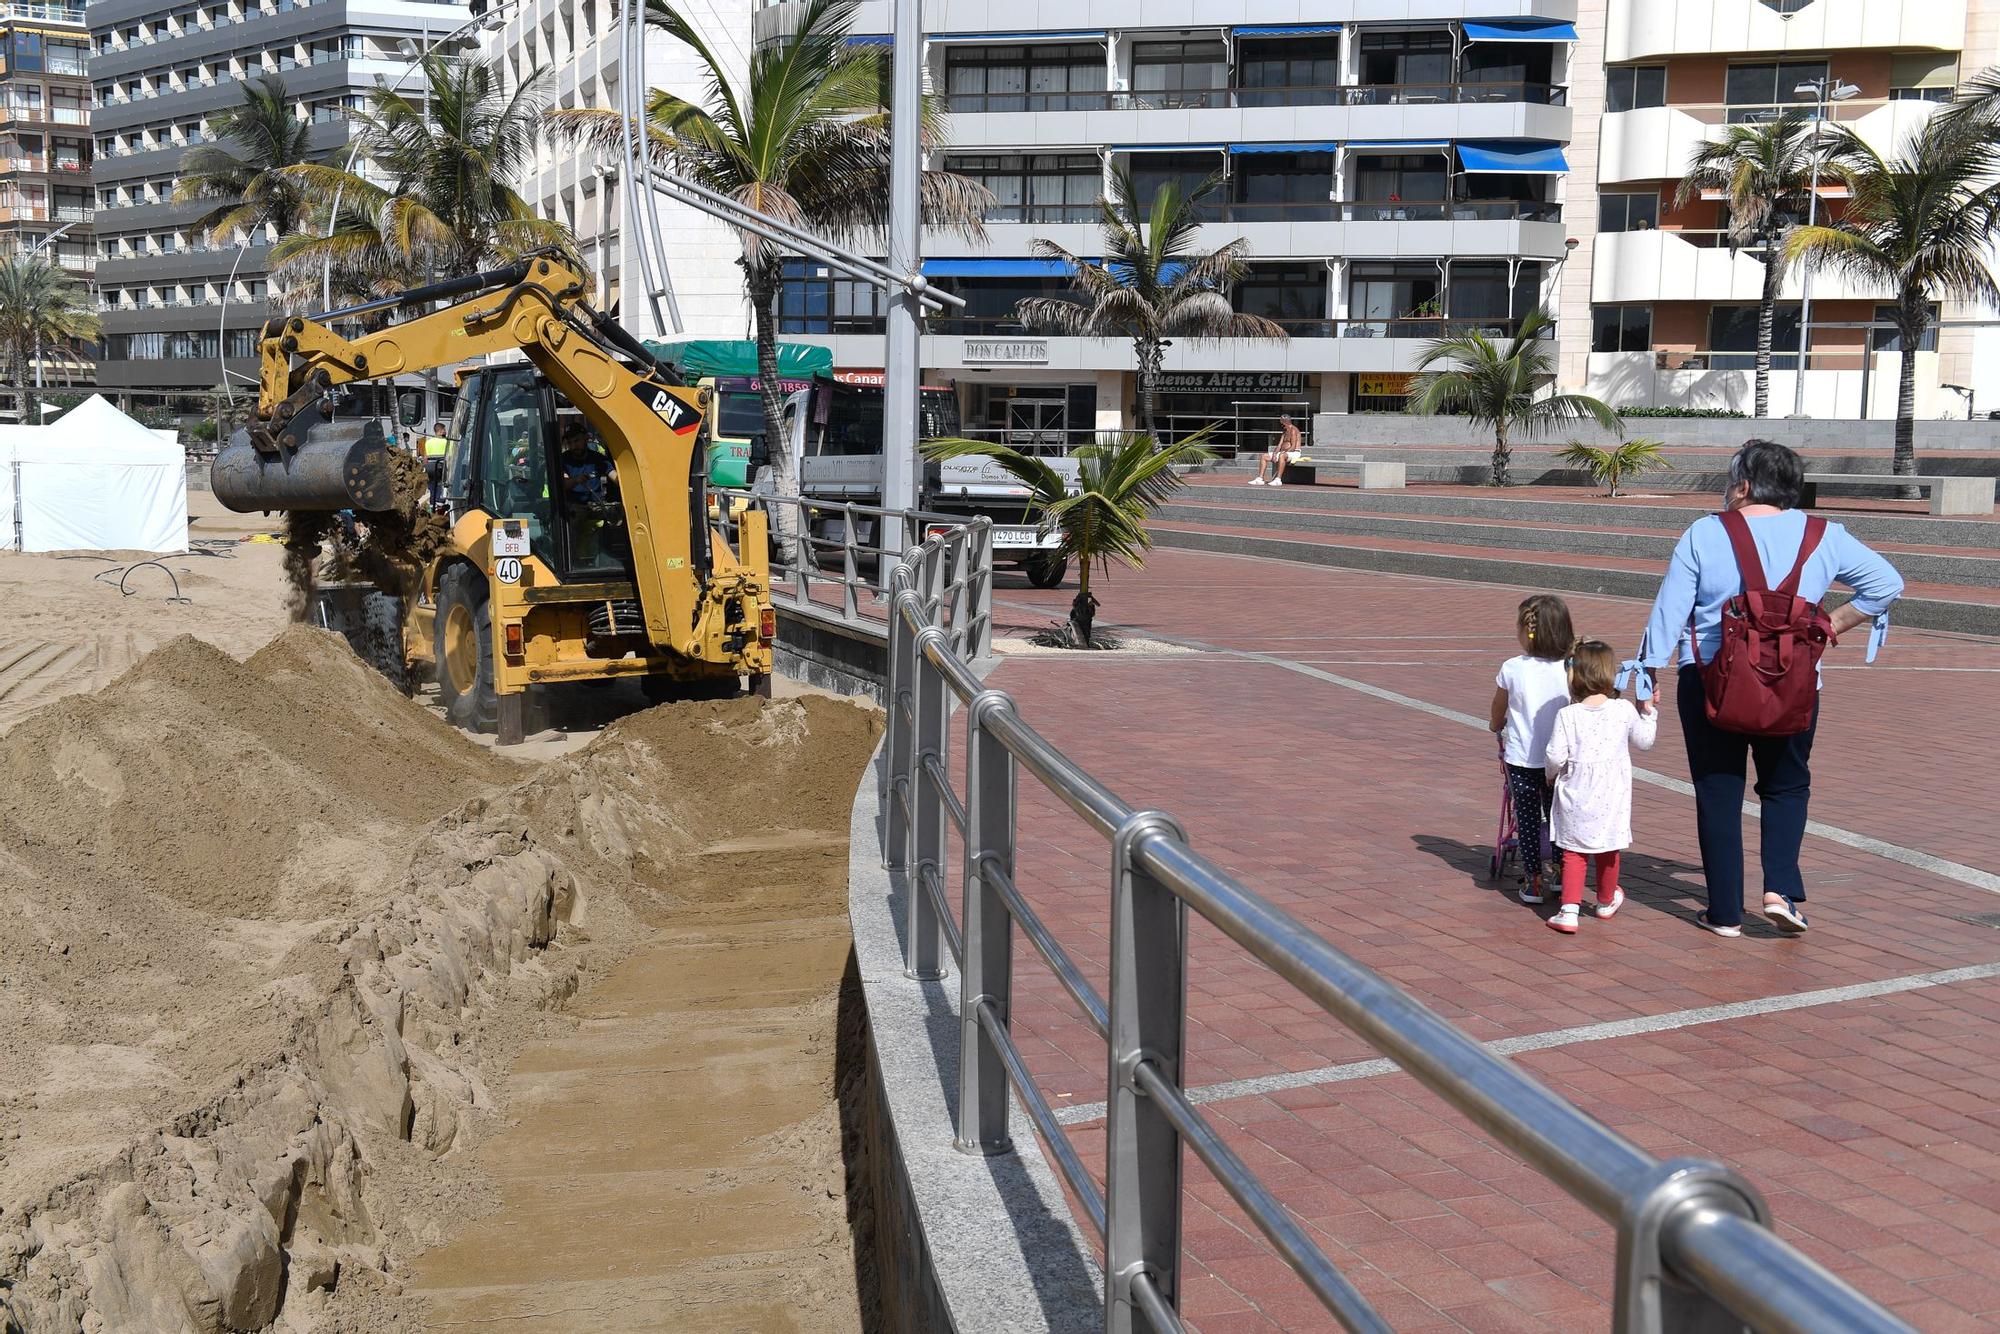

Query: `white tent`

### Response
(2, 395, 188, 553)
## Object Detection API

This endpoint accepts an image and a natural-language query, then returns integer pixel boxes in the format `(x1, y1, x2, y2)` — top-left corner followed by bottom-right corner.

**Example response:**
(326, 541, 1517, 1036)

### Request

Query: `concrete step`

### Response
(1179, 479, 2000, 551)
(1149, 522, 2000, 638)
(1212, 448, 2000, 481)
(1157, 500, 2000, 589)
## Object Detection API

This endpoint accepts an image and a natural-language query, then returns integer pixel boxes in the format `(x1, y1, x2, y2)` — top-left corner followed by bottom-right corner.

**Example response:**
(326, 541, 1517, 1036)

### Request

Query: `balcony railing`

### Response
(1342, 199, 1562, 223)
(981, 202, 1101, 225)
(869, 313, 1543, 340)
(946, 81, 1565, 114)
(1339, 314, 1545, 340)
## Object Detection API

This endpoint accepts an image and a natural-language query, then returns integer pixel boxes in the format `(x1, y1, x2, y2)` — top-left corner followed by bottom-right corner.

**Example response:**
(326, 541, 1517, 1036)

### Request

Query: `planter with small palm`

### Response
(1558, 438, 1669, 497)
(1406, 309, 1622, 487)
(922, 432, 1215, 648)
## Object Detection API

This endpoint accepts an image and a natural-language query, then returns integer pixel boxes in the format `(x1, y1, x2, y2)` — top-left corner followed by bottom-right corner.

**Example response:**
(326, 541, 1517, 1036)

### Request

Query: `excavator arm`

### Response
(212, 253, 764, 656)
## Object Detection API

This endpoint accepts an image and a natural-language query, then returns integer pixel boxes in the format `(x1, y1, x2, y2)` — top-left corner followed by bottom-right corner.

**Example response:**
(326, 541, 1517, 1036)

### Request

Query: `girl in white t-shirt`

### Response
(1487, 594, 1575, 904)
(1543, 640, 1658, 935)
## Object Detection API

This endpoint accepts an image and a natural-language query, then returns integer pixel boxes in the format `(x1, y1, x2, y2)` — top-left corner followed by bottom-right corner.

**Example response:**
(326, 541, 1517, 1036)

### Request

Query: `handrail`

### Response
(879, 518, 1914, 1333)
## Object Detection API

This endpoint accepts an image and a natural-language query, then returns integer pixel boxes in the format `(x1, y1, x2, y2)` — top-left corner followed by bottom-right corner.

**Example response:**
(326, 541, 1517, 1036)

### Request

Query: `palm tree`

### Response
(923, 432, 1215, 646)
(1019, 167, 1286, 438)
(546, 0, 988, 513)
(0, 256, 99, 420)
(1406, 309, 1622, 487)
(1786, 115, 2000, 484)
(172, 75, 314, 242)
(1675, 113, 1819, 418)
(272, 54, 572, 291)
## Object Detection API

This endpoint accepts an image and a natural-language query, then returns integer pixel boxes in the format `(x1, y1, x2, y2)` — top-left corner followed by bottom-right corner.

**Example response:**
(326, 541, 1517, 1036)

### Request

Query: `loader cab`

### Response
(448, 365, 635, 581)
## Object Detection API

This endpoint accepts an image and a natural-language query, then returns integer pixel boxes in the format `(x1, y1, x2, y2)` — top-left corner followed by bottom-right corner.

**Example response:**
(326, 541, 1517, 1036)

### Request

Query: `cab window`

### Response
(476, 369, 554, 564)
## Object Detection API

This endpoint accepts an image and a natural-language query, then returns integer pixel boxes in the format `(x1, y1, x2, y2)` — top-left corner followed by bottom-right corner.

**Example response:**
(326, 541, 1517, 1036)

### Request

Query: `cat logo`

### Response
(631, 381, 702, 435)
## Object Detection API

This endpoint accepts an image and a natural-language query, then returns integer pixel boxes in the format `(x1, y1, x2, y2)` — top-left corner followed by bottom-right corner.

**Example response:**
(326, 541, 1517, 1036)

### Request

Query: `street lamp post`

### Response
(24, 221, 76, 420)
(1791, 75, 1859, 418)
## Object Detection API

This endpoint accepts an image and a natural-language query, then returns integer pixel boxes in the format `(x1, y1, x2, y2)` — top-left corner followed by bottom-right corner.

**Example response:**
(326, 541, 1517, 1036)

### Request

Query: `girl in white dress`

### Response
(1543, 641, 1657, 935)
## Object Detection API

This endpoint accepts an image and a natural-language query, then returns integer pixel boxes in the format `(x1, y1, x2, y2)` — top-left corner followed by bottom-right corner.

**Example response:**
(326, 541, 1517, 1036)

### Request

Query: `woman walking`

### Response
(1634, 439, 1903, 936)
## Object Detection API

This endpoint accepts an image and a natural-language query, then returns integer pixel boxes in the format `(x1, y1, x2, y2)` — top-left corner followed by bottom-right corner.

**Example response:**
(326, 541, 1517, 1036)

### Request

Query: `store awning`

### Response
(920, 258, 1079, 278)
(1457, 140, 1570, 173)
(1462, 19, 1579, 42)
(1233, 23, 1341, 37)
(1111, 143, 1227, 154)
(842, 34, 891, 46)
(1229, 141, 1340, 154)
(1348, 140, 1450, 149)
(642, 339, 833, 379)
(929, 29, 1106, 43)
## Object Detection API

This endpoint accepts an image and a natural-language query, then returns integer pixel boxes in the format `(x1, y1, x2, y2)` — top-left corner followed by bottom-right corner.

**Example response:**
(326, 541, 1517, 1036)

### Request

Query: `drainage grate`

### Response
(1955, 913, 2000, 929)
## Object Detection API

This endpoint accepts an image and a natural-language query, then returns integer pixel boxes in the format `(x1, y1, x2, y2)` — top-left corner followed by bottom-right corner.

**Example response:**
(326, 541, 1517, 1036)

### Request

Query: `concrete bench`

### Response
(1284, 455, 1407, 489)
(1800, 473, 1995, 516)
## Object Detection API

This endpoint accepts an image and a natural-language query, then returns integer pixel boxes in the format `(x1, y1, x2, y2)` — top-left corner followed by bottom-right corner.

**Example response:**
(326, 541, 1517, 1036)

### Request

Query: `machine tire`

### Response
(1026, 553, 1068, 589)
(434, 564, 500, 733)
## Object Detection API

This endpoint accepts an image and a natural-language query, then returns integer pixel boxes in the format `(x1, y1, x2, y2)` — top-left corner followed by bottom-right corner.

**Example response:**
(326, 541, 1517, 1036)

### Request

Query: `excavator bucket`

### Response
(211, 410, 399, 514)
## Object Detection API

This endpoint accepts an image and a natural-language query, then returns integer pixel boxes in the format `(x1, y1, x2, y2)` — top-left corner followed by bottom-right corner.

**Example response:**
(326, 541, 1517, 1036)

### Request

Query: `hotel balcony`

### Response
(1598, 97, 1942, 186)
(1591, 229, 1891, 305)
(1606, 0, 1967, 63)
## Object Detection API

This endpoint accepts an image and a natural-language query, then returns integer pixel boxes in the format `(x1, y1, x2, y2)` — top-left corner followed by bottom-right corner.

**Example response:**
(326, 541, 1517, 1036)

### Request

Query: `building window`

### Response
(778, 258, 887, 334)
(1127, 152, 1226, 219)
(1356, 30, 1453, 90)
(1725, 61, 1827, 122)
(1235, 36, 1339, 107)
(1236, 263, 1326, 332)
(1709, 304, 1802, 368)
(1872, 304, 1940, 352)
(943, 44, 1105, 113)
(1131, 40, 1228, 109)
(1592, 305, 1652, 353)
(1606, 65, 1666, 112)
(1598, 192, 1660, 232)
(949, 153, 1101, 224)
(1350, 153, 1449, 214)
(1231, 152, 1336, 221)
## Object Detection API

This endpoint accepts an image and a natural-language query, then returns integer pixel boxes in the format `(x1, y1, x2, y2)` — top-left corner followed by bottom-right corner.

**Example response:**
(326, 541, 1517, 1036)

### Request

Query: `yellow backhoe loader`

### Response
(211, 252, 774, 742)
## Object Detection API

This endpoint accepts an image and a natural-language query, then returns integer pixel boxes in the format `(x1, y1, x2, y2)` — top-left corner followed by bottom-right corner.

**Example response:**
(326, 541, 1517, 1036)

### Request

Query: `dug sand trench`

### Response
(0, 627, 884, 1333)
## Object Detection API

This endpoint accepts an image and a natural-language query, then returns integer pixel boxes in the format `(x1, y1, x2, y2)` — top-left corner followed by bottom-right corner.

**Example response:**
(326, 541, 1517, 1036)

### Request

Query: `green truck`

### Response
(643, 339, 832, 488)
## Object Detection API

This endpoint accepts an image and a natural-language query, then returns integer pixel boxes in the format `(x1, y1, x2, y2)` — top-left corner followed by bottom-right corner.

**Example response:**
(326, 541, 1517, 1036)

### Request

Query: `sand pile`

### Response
(0, 626, 882, 1334)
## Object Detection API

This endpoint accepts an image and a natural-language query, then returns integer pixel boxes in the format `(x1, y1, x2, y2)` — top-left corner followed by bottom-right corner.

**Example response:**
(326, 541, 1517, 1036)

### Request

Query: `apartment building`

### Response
(89, 0, 470, 417)
(0, 2, 94, 390)
(490, 0, 752, 340)
(1559, 0, 2000, 417)
(749, 1, 1580, 449)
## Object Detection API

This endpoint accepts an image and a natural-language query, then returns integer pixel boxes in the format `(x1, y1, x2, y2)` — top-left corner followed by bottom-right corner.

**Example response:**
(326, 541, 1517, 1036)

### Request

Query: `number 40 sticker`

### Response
(495, 556, 523, 584)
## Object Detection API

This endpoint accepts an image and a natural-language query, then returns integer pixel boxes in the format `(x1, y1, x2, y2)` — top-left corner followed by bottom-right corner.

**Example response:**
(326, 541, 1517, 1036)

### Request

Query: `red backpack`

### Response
(1693, 510, 1835, 737)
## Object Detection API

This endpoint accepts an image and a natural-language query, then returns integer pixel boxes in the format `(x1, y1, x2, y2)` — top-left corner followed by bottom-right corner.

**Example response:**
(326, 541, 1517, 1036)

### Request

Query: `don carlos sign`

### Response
(1154, 372, 1306, 395)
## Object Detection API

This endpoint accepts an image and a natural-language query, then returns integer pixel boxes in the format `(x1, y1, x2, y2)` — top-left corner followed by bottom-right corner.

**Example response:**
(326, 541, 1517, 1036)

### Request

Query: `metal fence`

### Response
(878, 520, 1912, 1333)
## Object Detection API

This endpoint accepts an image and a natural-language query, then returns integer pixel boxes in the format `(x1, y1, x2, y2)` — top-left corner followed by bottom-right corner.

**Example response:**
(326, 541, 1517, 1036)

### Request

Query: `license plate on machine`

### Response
(992, 526, 1054, 549)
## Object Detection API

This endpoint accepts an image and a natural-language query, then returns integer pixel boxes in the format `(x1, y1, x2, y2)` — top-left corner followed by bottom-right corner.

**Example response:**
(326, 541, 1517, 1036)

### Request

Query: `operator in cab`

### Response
(558, 417, 618, 562)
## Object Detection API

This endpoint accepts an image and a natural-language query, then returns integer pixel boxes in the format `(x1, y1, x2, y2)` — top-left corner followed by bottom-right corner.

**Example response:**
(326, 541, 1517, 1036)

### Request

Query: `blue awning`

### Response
(929, 29, 1106, 43)
(1111, 143, 1227, 154)
(842, 34, 891, 46)
(1457, 140, 1570, 173)
(1229, 141, 1340, 155)
(1348, 140, 1450, 149)
(1462, 18, 1579, 42)
(1233, 23, 1341, 37)
(921, 258, 1079, 278)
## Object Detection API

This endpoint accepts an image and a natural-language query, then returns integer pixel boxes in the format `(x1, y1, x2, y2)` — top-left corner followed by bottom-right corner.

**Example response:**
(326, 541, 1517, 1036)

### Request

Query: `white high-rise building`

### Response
(1558, 0, 2000, 417)
(493, 0, 750, 339)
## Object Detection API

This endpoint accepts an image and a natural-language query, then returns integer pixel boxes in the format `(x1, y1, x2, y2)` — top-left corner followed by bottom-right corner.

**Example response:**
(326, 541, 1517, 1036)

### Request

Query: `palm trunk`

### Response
(746, 264, 799, 544)
(1753, 256, 1779, 419)
(1491, 419, 1510, 488)
(1070, 558, 1095, 647)
(1134, 338, 1162, 440)
(1892, 295, 1922, 498)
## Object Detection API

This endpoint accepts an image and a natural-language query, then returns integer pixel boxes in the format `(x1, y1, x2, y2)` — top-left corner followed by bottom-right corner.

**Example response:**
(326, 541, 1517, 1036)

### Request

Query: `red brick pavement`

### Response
(956, 547, 2000, 1330)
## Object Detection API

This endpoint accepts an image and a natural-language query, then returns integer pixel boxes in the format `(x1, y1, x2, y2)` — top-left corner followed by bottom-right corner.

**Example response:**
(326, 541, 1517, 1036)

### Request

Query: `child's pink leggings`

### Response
(1561, 849, 1621, 908)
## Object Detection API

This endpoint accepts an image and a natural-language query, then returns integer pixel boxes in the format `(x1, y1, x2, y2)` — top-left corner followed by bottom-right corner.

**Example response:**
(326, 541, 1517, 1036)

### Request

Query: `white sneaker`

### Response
(1547, 905, 1580, 935)
(1248, 477, 1265, 485)
(1269, 477, 1283, 487)
(1593, 889, 1626, 919)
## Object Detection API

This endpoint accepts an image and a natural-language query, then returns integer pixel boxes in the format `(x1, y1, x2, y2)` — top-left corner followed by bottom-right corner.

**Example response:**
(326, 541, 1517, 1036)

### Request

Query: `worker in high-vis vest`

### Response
(422, 420, 449, 505)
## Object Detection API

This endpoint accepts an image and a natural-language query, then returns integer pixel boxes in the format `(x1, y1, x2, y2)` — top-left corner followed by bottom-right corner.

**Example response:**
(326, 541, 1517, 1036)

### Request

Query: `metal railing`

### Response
(944, 81, 1564, 114)
(879, 520, 1912, 1334)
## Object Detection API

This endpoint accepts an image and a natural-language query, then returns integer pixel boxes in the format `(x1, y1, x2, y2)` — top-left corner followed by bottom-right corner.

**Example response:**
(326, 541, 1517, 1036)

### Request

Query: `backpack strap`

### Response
(1716, 509, 1768, 594)
(1776, 515, 1827, 599)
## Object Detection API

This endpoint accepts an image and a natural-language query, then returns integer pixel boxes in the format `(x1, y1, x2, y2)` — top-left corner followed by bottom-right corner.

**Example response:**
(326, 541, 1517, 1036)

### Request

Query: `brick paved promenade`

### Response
(969, 547, 2000, 1332)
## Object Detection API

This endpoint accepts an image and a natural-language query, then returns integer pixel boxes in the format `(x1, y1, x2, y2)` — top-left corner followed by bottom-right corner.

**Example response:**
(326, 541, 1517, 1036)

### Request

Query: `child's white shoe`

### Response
(1593, 889, 1626, 919)
(1547, 905, 1580, 935)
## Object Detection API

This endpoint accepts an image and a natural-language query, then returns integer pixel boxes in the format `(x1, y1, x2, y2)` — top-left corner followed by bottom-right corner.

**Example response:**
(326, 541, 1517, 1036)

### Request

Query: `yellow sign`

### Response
(1357, 374, 1413, 399)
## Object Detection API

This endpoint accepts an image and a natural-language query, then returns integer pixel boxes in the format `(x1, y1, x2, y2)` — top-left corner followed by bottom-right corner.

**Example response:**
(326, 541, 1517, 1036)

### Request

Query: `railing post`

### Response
(972, 521, 994, 658)
(956, 690, 1016, 1155)
(906, 625, 950, 982)
(840, 501, 859, 622)
(1615, 1159, 1769, 1334)
(793, 498, 812, 606)
(1105, 812, 1188, 1334)
(883, 587, 916, 873)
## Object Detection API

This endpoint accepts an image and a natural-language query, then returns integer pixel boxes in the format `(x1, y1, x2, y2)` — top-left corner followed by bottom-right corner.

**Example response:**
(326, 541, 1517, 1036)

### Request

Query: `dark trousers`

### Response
(1677, 666, 1818, 926)
(1504, 764, 1552, 879)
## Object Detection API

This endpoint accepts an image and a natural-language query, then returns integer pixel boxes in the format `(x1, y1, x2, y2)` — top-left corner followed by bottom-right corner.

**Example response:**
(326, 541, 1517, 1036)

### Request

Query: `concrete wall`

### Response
(1311, 411, 2000, 451)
